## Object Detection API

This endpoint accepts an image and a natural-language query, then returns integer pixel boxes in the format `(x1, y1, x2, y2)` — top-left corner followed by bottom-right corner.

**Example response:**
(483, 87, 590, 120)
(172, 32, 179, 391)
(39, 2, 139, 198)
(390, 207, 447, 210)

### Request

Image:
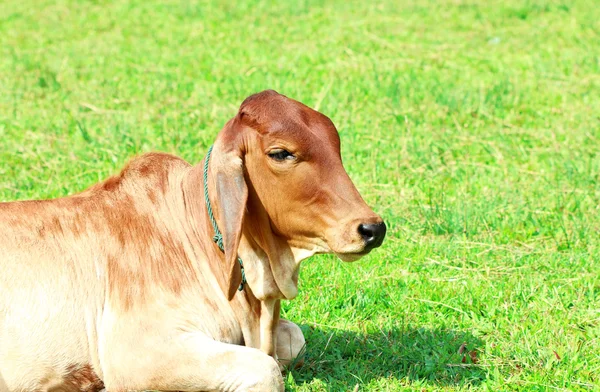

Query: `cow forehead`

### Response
(261, 118, 340, 154)
(244, 96, 340, 150)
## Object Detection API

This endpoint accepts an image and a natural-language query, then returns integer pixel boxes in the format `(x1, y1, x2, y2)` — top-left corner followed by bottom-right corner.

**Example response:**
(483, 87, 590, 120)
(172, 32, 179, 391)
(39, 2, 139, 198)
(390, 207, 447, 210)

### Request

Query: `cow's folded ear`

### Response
(210, 117, 248, 300)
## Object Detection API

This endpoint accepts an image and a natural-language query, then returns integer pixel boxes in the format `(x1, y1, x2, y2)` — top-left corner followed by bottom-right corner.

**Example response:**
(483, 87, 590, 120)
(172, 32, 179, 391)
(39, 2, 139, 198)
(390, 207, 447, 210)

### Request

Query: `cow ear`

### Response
(210, 119, 248, 300)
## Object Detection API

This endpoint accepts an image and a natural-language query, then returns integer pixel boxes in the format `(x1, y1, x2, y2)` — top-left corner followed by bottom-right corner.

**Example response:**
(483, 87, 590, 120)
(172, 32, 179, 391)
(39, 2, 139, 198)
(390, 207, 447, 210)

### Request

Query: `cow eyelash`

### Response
(268, 149, 295, 161)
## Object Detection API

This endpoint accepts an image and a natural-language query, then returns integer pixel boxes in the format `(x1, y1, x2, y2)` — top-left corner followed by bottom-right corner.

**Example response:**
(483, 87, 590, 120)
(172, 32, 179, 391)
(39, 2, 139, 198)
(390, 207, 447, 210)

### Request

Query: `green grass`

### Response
(1, 0, 599, 390)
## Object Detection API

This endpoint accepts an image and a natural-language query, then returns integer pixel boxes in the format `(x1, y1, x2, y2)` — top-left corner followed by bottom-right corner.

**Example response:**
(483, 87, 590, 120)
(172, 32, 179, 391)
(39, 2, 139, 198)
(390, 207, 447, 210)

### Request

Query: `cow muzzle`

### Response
(357, 221, 387, 251)
(329, 217, 387, 262)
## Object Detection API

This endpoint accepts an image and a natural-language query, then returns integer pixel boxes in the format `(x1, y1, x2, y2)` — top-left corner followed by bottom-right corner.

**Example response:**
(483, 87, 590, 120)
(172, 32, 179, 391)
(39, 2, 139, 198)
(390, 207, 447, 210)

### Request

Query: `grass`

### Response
(1, 0, 599, 390)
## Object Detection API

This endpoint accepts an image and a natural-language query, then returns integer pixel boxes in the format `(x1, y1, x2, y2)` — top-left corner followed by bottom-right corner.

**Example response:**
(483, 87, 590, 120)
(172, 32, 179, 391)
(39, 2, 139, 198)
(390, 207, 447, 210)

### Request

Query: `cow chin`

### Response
(290, 239, 369, 263)
(335, 250, 371, 262)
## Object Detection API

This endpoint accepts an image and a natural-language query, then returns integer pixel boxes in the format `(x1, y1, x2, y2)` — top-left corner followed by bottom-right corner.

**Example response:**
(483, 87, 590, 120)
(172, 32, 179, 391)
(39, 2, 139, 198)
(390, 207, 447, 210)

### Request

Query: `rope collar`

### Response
(203, 145, 247, 291)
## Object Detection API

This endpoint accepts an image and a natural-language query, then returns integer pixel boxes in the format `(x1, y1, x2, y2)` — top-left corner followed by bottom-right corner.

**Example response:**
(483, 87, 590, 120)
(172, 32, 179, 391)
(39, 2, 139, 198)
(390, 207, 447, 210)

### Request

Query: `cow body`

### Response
(0, 154, 264, 391)
(0, 90, 385, 391)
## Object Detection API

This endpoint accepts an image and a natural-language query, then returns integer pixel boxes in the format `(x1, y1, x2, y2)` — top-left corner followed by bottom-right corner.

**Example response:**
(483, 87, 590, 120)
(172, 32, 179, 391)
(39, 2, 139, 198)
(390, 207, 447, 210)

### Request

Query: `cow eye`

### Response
(268, 149, 295, 161)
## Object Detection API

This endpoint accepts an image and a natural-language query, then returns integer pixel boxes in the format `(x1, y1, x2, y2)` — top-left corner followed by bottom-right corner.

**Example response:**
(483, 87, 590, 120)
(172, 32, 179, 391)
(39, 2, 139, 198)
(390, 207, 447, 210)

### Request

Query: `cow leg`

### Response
(102, 333, 283, 392)
(275, 319, 306, 369)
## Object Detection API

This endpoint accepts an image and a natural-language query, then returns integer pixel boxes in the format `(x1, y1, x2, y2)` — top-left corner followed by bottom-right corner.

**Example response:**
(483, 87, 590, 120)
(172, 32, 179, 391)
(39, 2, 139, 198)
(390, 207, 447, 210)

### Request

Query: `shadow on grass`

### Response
(287, 325, 486, 390)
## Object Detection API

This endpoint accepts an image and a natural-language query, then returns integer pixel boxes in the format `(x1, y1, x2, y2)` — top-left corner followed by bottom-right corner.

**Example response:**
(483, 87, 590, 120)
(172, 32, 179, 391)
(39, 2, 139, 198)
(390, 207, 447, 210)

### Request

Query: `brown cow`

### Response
(0, 90, 386, 391)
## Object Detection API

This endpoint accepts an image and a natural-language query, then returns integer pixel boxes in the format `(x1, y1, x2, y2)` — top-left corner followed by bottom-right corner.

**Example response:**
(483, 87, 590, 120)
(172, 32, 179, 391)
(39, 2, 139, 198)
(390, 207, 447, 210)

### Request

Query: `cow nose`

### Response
(358, 222, 387, 251)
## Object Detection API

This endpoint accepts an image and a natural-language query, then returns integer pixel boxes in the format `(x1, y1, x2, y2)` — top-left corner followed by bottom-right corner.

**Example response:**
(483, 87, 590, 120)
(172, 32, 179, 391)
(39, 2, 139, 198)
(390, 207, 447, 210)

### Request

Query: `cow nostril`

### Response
(357, 222, 387, 251)
(358, 224, 374, 242)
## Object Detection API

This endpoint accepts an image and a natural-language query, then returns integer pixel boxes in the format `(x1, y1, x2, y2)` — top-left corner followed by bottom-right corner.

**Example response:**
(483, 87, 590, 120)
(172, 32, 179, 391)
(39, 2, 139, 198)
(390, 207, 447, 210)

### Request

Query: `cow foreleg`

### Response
(103, 333, 283, 392)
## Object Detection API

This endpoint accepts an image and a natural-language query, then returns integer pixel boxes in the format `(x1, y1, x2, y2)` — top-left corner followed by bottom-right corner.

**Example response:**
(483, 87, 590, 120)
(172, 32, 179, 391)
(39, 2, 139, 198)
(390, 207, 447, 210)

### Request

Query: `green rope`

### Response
(203, 145, 246, 291)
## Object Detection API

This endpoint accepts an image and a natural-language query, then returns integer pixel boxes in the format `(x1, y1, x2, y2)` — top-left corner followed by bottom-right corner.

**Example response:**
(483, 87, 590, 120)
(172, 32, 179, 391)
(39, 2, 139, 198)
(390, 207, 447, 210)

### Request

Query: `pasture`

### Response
(1, 0, 599, 390)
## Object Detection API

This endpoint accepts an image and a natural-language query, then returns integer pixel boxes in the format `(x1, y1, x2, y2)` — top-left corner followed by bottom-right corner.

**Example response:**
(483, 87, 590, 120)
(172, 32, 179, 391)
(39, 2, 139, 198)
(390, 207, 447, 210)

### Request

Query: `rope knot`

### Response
(212, 234, 224, 251)
(238, 258, 246, 291)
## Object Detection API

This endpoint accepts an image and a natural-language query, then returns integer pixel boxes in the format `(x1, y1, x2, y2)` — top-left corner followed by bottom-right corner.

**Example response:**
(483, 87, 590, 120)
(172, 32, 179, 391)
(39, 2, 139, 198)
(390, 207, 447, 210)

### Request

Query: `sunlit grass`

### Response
(1, 0, 599, 390)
